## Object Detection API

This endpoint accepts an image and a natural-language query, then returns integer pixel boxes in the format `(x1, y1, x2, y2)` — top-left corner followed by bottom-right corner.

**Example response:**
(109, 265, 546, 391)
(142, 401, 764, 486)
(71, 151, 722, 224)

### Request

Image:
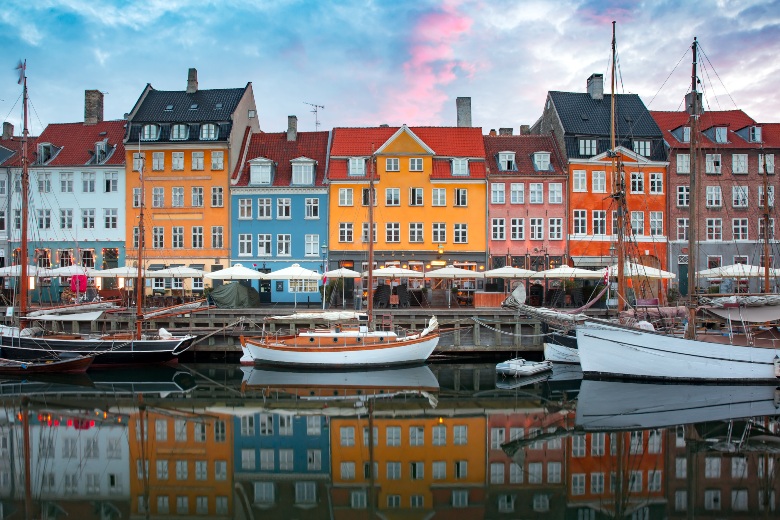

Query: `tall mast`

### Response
(685, 38, 700, 340)
(366, 151, 375, 326)
(19, 61, 29, 328)
(762, 147, 771, 292)
(135, 141, 145, 339)
(611, 21, 627, 312)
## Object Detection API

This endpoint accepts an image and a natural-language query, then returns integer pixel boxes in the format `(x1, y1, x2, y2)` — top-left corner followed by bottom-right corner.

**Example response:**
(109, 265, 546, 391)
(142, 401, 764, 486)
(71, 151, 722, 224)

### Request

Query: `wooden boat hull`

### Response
(241, 333, 439, 368)
(0, 333, 195, 367)
(577, 323, 780, 382)
(0, 355, 93, 374)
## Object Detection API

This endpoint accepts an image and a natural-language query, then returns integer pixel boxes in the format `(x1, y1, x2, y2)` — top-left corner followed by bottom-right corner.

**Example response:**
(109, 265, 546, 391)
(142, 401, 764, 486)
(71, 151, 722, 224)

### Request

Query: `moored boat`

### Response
(0, 355, 93, 374)
(496, 357, 553, 378)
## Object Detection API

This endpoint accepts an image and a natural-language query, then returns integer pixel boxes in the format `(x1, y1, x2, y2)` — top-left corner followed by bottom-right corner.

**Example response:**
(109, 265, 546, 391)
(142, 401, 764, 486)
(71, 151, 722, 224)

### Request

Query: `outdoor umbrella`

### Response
(697, 263, 776, 278)
(48, 265, 98, 277)
(605, 262, 676, 280)
(149, 266, 207, 278)
(91, 266, 143, 278)
(0, 265, 55, 277)
(366, 266, 425, 278)
(482, 266, 536, 278)
(265, 263, 322, 308)
(530, 266, 605, 279)
(425, 265, 484, 308)
(323, 267, 362, 309)
(204, 264, 268, 281)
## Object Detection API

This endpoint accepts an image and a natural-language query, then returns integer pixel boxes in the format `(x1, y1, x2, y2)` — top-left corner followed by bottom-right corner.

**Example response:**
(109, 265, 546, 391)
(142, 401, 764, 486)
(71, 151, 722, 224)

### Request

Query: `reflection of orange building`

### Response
(566, 428, 667, 517)
(329, 413, 486, 518)
(128, 410, 233, 518)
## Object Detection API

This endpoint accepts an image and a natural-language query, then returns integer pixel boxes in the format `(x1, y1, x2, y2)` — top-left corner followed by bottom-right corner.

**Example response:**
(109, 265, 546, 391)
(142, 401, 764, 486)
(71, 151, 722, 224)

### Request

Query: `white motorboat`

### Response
(496, 357, 553, 378)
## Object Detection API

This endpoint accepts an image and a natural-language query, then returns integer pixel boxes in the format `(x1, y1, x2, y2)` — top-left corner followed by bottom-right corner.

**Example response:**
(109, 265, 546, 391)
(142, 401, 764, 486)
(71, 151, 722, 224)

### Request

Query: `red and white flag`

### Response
(603, 266, 610, 285)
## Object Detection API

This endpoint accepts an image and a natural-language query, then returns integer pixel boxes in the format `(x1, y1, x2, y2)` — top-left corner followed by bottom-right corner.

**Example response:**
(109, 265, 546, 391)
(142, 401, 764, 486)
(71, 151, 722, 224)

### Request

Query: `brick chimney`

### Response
(186, 68, 198, 94)
(84, 90, 104, 125)
(520, 125, 530, 135)
(2, 122, 13, 140)
(587, 73, 604, 100)
(287, 115, 298, 142)
(489, 129, 497, 136)
(456, 97, 472, 127)
(499, 128, 513, 136)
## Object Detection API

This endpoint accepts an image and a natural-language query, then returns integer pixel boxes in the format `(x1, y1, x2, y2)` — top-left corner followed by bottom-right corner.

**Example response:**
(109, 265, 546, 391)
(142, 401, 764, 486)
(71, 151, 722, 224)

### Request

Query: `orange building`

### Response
(123, 68, 258, 293)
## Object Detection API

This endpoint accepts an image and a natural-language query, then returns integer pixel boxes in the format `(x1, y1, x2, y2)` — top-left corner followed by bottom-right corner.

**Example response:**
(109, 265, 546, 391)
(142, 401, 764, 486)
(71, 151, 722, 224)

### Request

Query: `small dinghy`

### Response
(496, 357, 553, 378)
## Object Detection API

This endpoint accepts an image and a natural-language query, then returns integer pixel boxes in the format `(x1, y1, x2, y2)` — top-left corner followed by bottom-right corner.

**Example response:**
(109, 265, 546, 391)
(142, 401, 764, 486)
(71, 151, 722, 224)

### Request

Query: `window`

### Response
(455, 460, 468, 479)
(277, 198, 291, 218)
(677, 153, 690, 173)
(386, 223, 400, 243)
(650, 212, 663, 236)
(132, 152, 145, 172)
(257, 234, 271, 256)
(176, 496, 189, 515)
(238, 199, 252, 219)
(409, 158, 423, 171)
(453, 425, 467, 445)
(650, 172, 663, 193)
(409, 223, 424, 242)
(732, 186, 749, 208)
(506, 184, 524, 206)
(633, 140, 651, 156)
(549, 218, 562, 239)
(452, 158, 468, 175)
(211, 151, 224, 170)
(200, 123, 218, 140)
(279, 449, 294, 470)
(714, 126, 727, 143)
(530, 218, 544, 240)
(528, 462, 542, 483)
(172, 226, 184, 248)
(386, 158, 399, 171)
(277, 234, 291, 256)
(386, 426, 401, 446)
(706, 153, 722, 174)
(677, 185, 690, 207)
(432, 188, 446, 206)
(579, 139, 597, 156)
(492, 218, 505, 240)
(732, 153, 747, 174)
(349, 157, 366, 176)
(629, 470, 642, 492)
(82, 172, 95, 192)
(339, 188, 353, 206)
(292, 162, 314, 184)
(172, 187, 184, 207)
(533, 494, 549, 512)
(141, 124, 159, 140)
(631, 211, 644, 235)
(212, 187, 224, 208)
(592, 432, 605, 455)
(37, 209, 51, 229)
(733, 218, 749, 240)
(351, 490, 367, 509)
(305, 198, 319, 219)
(152, 187, 164, 207)
(511, 218, 524, 240)
(590, 171, 606, 193)
(386, 188, 400, 206)
(362, 188, 377, 206)
(362, 222, 376, 243)
(704, 489, 721, 510)
(454, 223, 467, 243)
(529, 183, 543, 203)
(706, 186, 722, 207)
(533, 151, 551, 170)
(573, 210, 587, 235)
(432, 223, 446, 243)
(153, 152, 164, 170)
(491, 183, 505, 204)
(295, 482, 316, 505)
(706, 218, 723, 241)
(490, 462, 505, 484)
(593, 210, 606, 235)
(682, 126, 691, 142)
(572, 473, 586, 495)
(307, 449, 321, 470)
(211, 226, 223, 248)
(172, 152, 184, 170)
(760, 219, 776, 240)
(387, 461, 401, 479)
(104, 208, 118, 229)
(238, 234, 252, 256)
(677, 218, 689, 241)
(759, 154, 775, 174)
(760, 185, 775, 208)
(60, 172, 73, 192)
(341, 426, 355, 446)
(339, 223, 353, 243)
(498, 152, 515, 170)
(573, 170, 587, 192)
(171, 124, 188, 140)
(676, 457, 687, 478)
(82, 208, 95, 229)
(630, 172, 644, 193)
(191, 151, 204, 170)
(750, 125, 762, 142)
(731, 456, 748, 478)
(409, 187, 424, 206)
(191, 186, 203, 207)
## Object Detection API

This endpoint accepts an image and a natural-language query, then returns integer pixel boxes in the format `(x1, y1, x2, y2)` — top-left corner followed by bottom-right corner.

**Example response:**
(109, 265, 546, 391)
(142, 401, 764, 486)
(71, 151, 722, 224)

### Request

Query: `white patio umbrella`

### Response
(149, 266, 206, 278)
(265, 263, 322, 308)
(323, 267, 362, 309)
(426, 265, 484, 308)
(204, 264, 268, 281)
(530, 265, 605, 279)
(0, 265, 55, 277)
(605, 262, 676, 280)
(482, 266, 537, 278)
(697, 263, 775, 278)
(91, 266, 143, 278)
(48, 265, 98, 277)
(366, 266, 425, 278)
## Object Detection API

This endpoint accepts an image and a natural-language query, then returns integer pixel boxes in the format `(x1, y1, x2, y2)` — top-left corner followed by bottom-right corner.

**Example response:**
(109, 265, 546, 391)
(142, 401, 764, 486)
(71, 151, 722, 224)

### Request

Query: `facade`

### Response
(651, 110, 778, 295)
(230, 115, 330, 304)
(483, 132, 568, 286)
(123, 68, 259, 295)
(13, 91, 127, 303)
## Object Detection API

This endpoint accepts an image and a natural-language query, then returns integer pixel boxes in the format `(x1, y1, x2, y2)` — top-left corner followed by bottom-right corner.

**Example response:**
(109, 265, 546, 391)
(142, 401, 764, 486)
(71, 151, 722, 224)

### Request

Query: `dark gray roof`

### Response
(126, 122, 233, 144)
(549, 91, 663, 139)
(562, 135, 666, 162)
(131, 87, 246, 123)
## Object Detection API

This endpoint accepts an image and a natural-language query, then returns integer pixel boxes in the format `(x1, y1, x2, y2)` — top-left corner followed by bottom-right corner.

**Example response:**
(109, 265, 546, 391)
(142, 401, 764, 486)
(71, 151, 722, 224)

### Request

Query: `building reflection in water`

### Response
(0, 364, 778, 519)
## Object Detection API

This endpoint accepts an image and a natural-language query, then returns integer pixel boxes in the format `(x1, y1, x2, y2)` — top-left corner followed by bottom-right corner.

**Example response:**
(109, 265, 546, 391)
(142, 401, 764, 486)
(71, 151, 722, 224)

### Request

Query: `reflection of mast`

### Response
(367, 399, 376, 517)
(22, 397, 33, 520)
(139, 399, 151, 520)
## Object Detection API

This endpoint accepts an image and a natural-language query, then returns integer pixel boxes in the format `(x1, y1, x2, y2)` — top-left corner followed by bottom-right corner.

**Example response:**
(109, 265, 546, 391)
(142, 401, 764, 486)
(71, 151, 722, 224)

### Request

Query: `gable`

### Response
(376, 125, 434, 155)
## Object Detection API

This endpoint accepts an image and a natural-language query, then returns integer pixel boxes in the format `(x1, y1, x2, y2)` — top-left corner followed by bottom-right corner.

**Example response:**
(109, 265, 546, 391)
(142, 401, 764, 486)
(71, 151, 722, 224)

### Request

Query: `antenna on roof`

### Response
(303, 101, 324, 131)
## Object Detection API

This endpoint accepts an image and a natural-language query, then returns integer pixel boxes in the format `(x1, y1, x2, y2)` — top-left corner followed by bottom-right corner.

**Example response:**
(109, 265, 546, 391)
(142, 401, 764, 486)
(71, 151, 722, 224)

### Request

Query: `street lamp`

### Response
(321, 243, 328, 309)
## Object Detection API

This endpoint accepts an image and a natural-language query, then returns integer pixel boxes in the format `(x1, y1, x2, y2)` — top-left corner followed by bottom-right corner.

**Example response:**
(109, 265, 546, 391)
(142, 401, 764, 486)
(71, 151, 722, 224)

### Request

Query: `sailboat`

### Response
(575, 38, 780, 382)
(240, 152, 440, 367)
(0, 62, 195, 367)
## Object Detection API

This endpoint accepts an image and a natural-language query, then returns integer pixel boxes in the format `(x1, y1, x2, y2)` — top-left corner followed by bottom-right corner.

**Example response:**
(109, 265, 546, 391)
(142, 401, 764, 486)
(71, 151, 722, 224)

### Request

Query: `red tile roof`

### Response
(232, 130, 330, 187)
(483, 134, 565, 176)
(330, 126, 486, 157)
(760, 123, 780, 148)
(36, 120, 127, 166)
(651, 110, 759, 149)
(0, 135, 38, 167)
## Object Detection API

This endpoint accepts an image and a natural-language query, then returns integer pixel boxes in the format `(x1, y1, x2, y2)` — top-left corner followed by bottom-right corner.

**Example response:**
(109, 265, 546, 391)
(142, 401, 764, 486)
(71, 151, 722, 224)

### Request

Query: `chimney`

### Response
(84, 90, 104, 125)
(520, 125, 530, 135)
(456, 97, 472, 127)
(2, 122, 13, 140)
(287, 115, 298, 142)
(489, 129, 497, 136)
(499, 128, 513, 136)
(587, 73, 604, 100)
(186, 68, 198, 94)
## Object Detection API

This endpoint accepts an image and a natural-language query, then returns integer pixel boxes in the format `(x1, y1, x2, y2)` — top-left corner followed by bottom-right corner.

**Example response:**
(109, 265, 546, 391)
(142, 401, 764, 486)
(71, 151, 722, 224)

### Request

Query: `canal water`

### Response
(1, 362, 778, 519)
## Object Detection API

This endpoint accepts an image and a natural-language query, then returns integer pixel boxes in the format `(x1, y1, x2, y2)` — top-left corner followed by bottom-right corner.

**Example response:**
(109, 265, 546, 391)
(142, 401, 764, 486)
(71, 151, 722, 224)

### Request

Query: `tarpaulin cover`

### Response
(208, 282, 262, 308)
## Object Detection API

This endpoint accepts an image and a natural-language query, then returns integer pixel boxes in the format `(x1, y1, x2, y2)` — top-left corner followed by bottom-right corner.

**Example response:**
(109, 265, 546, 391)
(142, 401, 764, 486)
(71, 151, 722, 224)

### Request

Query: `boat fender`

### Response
(636, 321, 655, 331)
(158, 328, 173, 339)
(774, 355, 780, 378)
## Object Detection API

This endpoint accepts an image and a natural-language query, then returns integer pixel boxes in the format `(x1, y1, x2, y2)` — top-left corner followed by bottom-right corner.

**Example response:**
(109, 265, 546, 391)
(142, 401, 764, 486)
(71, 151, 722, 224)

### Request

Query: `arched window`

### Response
(141, 124, 159, 141)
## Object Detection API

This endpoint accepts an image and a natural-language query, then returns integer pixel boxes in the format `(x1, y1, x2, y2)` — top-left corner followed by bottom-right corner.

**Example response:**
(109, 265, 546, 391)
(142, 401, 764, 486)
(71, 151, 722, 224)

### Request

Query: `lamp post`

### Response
(321, 243, 328, 309)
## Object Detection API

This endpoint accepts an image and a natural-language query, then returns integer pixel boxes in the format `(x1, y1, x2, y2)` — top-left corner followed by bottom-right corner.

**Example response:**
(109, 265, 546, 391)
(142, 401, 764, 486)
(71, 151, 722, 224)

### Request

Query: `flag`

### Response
(15, 60, 25, 84)
(603, 266, 610, 285)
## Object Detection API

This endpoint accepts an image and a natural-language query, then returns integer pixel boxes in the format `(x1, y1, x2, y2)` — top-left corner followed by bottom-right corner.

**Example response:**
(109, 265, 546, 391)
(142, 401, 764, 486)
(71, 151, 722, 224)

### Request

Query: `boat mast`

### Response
(366, 150, 375, 327)
(761, 147, 771, 293)
(610, 21, 627, 312)
(685, 38, 700, 340)
(19, 61, 29, 329)
(135, 139, 146, 339)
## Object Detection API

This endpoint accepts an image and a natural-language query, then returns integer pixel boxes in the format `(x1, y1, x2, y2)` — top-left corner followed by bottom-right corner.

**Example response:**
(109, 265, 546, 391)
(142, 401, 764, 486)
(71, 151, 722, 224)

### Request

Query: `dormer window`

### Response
(451, 158, 469, 176)
(750, 126, 762, 143)
(200, 123, 218, 140)
(37, 143, 54, 164)
(141, 124, 159, 141)
(681, 126, 690, 142)
(291, 159, 315, 185)
(714, 127, 727, 143)
(171, 124, 189, 140)
(348, 158, 366, 177)
(579, 139, 597, 156)
(249, 158, 274, 185)
(632, 140, 651, 157)
(95, 141, 107, 163)
(533, 152, 551, 171)
(498, 152, 516, 171)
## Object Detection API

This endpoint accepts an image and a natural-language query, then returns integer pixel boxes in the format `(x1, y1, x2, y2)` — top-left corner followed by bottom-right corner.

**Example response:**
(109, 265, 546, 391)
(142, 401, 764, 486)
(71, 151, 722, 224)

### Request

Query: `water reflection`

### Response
(0, 363, 778, 518)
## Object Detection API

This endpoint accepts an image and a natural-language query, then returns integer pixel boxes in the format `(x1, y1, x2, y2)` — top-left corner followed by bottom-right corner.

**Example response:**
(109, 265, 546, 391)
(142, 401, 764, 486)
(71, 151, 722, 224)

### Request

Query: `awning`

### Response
(572, 256, 612, 267)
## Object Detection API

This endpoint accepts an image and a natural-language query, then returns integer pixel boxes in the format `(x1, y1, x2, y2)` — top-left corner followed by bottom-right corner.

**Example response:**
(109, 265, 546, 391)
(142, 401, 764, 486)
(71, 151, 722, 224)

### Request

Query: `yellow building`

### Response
(124, 68, 259, 293)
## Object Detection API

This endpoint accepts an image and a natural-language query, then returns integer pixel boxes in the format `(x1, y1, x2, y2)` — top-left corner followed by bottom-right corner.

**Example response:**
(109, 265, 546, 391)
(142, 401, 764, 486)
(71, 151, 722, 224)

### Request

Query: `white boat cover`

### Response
(23, 310, 105, 322)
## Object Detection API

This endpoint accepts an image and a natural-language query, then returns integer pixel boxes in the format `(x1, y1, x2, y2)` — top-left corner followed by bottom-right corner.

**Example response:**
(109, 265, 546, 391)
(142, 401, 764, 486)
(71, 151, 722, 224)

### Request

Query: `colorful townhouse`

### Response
(651, 110, 779, 295)
(329, 411, 486, 517)
(12, 91, 127, 303)
(230, 115, 330, 304)
(532, 74, 669, 285)
(328, 100, 488, 307)
(128, 410, 233, 518)
(232, 411, 331, 516)
(483, 131, 568, 290)
(0, 121, 35, 281)
(123, 68, 259, 295)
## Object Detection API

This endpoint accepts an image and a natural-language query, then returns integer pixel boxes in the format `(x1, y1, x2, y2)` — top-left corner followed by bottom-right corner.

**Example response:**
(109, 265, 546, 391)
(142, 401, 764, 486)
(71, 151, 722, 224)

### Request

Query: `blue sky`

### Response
(2, 0, 779, 136)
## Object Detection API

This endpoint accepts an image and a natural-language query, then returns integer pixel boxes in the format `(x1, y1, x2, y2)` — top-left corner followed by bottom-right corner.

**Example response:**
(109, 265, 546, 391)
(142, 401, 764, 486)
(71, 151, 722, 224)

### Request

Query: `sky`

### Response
(1, 0, 779, 137)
